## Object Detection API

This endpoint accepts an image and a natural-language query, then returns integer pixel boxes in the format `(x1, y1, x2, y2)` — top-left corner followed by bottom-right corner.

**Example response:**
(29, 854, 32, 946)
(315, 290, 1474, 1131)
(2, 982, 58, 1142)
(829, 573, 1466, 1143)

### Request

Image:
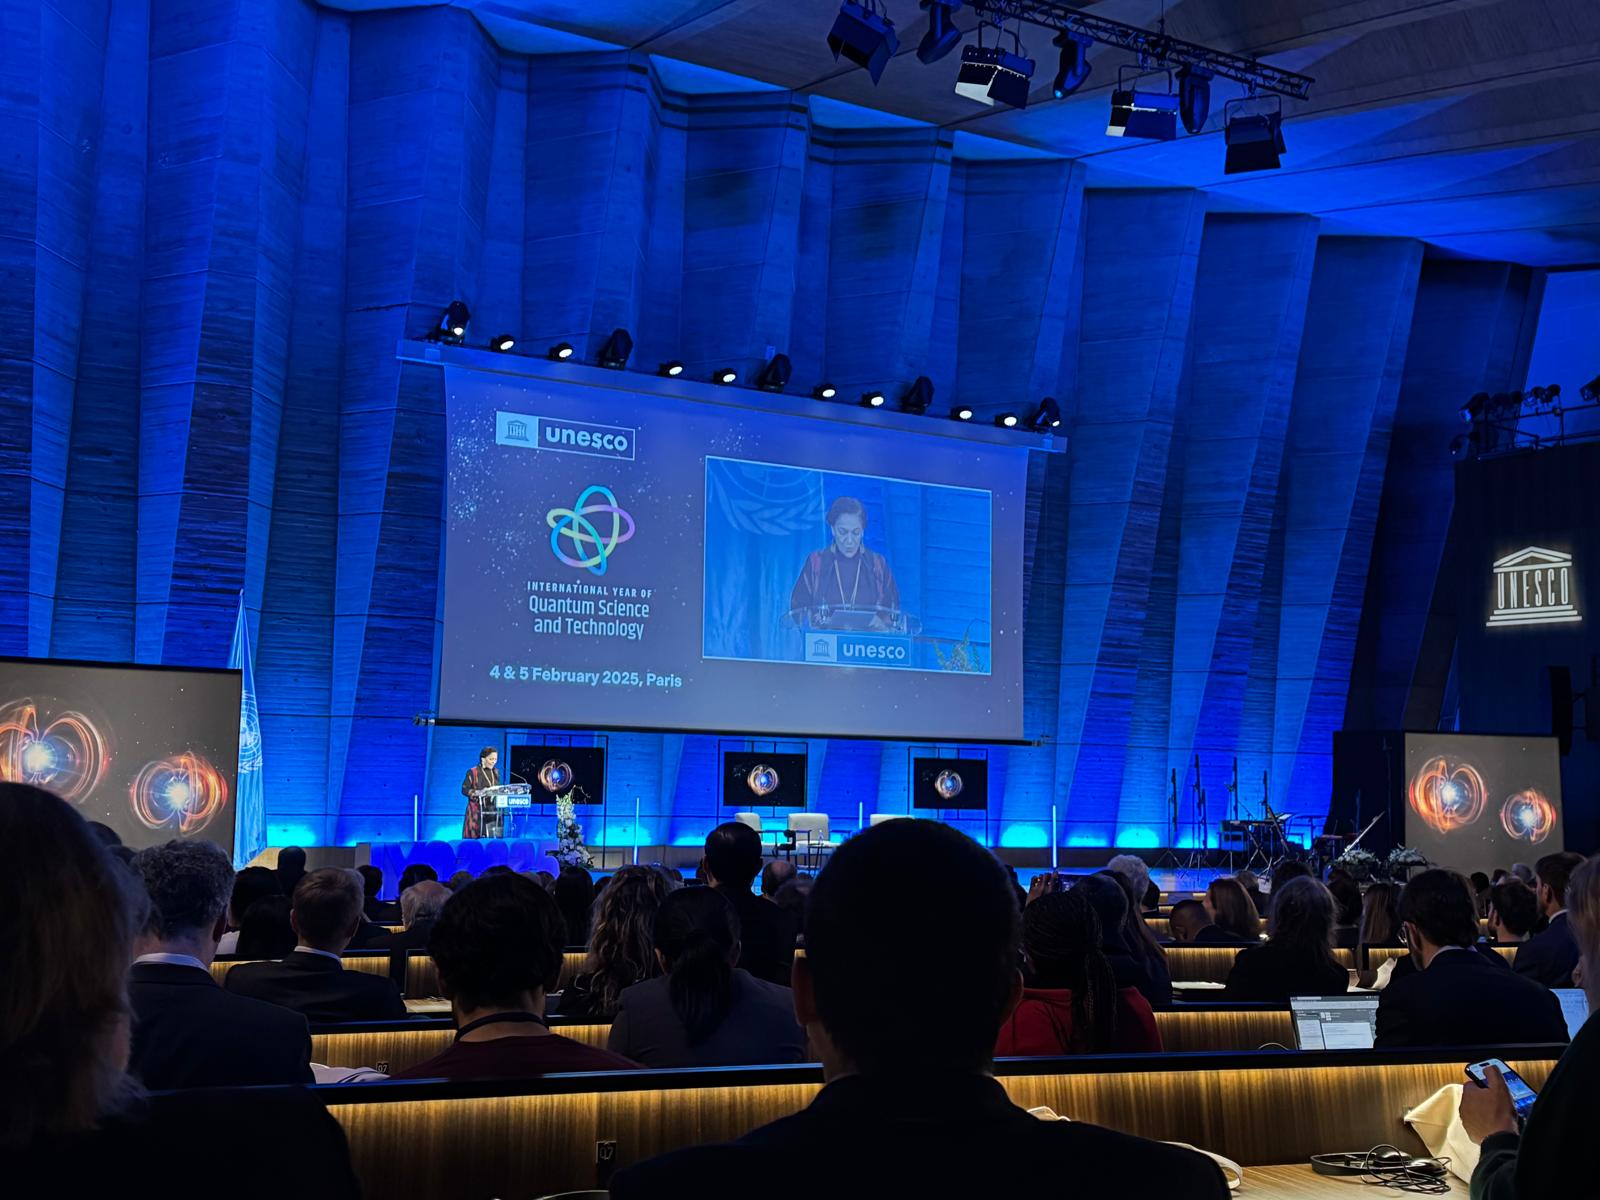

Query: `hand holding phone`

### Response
(1460, 1058, 1536, 1142)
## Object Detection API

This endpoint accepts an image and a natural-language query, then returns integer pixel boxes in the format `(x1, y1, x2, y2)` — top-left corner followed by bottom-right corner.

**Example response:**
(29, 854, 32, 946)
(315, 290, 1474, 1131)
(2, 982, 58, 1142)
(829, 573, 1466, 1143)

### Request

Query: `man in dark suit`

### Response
(1375, 868, 1568, 1049)
(129, 840, 313, 1089)
(609, 820, 1227, 1200)
(226, 867, 406, 1022)
(1169, 897, 1252, 944)
(1513, 851, 1585, 989)
(702, 822, 798, 987)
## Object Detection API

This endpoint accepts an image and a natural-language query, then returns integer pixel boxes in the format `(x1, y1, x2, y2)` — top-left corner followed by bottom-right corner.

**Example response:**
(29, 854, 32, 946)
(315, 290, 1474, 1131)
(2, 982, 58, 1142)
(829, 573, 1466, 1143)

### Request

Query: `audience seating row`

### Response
(211, 950, 592, 997)
(287, 1046, 1563, 1200)
(307, 1003, 1311, 1073)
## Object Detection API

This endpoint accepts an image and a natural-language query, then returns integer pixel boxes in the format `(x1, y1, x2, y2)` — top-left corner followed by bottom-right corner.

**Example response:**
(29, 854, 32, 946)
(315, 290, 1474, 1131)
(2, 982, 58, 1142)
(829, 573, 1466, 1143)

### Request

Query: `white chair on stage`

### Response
(869, 813, 908, 827)
(735, 811, 780, 851)
(787, 812, 833, 869)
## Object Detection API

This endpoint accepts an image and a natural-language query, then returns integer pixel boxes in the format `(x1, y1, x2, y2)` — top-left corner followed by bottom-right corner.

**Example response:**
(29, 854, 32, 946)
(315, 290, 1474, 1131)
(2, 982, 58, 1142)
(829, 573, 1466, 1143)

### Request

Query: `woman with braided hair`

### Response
(995, 885, 1163, 1057)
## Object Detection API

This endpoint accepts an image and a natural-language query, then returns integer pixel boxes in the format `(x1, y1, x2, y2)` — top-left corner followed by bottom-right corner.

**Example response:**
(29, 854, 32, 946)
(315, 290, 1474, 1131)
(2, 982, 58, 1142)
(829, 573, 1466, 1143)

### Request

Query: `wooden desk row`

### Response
(309, 1003, 1312, 1073)
(277, 1045, 1564, 1200)
(214, 943, 1519, 997)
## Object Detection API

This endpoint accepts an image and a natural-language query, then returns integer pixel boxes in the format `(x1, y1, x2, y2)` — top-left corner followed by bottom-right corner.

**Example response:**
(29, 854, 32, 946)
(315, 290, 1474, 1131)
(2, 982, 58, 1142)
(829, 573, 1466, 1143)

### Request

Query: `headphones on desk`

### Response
(1311, 1146, 1451, 1194)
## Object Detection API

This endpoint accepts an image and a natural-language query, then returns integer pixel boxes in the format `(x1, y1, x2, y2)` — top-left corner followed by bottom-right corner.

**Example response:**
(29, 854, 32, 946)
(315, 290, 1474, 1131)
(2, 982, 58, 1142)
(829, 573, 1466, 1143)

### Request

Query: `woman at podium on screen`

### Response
(461, 747, 500, 839)
(787, 496, 901, 632)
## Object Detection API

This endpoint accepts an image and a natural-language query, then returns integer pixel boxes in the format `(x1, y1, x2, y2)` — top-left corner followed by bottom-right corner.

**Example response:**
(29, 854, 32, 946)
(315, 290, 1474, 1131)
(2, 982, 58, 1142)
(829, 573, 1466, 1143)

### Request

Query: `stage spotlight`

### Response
(902, 375, 935, 415)
(1108, 74, 1178, 140)
(828, 1, 898, 85)
(596, 327, 633, 369)
(548, 342, 575, 361)
(951, 404, 973, 421)
(434, 300, 471, 343)
(955, 43, 1034, 109)
(1028, 396, 1061, 431)
(489, 334, 516, 352)
(1050, 30, 1091, 98)
(813, 383, 838, 400)
(658, 360, 685, 377)
(994, 412, 1018, 428)
(713, 367, 739, 385)
(1177, 65, 1212, 134)
(1460, 392, 1490, 421)
(917, 0, 963, 64)
(756, 353, 793, 393)
(861, 390, 886, 408)
(1582, 375, 1600, 403)
(1224, 96, 1286, 174)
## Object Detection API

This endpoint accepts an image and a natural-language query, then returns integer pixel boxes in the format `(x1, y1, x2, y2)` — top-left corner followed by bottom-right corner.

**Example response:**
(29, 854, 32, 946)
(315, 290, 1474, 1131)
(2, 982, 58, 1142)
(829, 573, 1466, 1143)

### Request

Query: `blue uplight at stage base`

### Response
(998, 824, 1050, 848)
(1115, 827, 1162, 849)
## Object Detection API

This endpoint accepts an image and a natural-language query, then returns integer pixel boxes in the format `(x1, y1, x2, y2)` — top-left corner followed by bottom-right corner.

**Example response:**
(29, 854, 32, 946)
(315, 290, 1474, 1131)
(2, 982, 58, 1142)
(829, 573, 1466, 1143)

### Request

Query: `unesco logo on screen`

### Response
(1487, 546, 1582, 628)
(496, 412, 635, 461)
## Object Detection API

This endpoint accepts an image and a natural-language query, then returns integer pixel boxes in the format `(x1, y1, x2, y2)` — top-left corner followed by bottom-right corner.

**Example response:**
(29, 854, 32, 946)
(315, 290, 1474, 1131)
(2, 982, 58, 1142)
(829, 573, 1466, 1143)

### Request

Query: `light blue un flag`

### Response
(229, 592, 267, 867)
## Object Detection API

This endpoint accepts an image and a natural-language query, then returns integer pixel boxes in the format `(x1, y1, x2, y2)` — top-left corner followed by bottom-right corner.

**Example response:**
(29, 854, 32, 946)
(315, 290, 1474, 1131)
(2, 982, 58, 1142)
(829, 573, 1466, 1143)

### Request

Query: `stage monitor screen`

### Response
(912, 756, 989, 810)
(508, 745, 606, 806)
(723, 750, 808, 809)
(1403, 733, 1563, 877)
(438, 367, 1029, 740)
(0, 657, 240, 856)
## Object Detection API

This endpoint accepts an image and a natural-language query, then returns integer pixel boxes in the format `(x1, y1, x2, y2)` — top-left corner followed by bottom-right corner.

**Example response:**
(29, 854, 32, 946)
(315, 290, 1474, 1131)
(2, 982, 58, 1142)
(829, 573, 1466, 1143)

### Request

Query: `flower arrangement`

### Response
(554, 792, 593, 868)
(1332, 846, 1381, 883)
(1386, 846, 1429, 878)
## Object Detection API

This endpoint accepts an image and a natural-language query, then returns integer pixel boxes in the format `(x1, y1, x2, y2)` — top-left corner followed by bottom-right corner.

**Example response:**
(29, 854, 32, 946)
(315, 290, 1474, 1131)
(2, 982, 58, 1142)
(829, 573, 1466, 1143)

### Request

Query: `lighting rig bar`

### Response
(970, 1, 1314, 100)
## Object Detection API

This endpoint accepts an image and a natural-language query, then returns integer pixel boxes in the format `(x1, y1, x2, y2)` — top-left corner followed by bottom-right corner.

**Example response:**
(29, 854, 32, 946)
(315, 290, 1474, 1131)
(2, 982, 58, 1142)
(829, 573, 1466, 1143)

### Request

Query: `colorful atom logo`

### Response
(546, 484, 636, 576)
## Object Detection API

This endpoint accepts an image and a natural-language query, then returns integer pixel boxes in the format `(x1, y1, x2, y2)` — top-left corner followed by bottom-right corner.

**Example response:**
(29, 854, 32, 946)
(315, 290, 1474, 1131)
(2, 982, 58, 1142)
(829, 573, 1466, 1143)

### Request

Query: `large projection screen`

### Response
(1403, 732, 1563, 877)
(438, 366, 1030, 741)
(0, 657, 241, 855)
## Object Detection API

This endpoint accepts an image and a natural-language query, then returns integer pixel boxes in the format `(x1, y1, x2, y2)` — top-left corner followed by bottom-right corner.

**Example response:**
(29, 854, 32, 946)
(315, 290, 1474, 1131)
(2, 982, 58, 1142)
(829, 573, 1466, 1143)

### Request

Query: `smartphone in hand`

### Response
(1465, 1058, 1539, 1124)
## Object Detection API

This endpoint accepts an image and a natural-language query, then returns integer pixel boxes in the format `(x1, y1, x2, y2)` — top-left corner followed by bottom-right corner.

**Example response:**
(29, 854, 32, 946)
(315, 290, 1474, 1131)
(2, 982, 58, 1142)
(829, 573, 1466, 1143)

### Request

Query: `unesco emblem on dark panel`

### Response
(1486, 546, 1582, 628)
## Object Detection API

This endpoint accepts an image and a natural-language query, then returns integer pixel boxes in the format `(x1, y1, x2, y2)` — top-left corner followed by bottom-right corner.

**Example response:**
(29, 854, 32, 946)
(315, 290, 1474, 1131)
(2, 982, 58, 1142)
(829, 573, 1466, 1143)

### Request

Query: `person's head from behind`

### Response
(773, 877, 813, 932)
(554, 865, 595, 943)
(290, 868, 365, 953)
(1020, 889, 1118, 1052)
(236, 895, 296, 959)
(1397, 869, 1477, 959)
(1270, 859, 1312, 894)
(401, 880, 451, 928)
(1510, 862, 1535, 887)
(1235, 869, 1260, 893)
(1564, 855, 1600, 1009)
(1206, 877, 1259, 939)
(653, 886, 742, 1045)
(430, 874, 565, 1019)
(227, 864, 280, 928)
(1358, 881, 1402, 946)
(535, 870, 556, 892)
(761, 858, 796, 898)
(1469, 871, 1490, 895)
(1105, 854, 1152, 910)
(356, 864, 383, 902)
(1267, 876, 1336, 955)
(1535, 851, 1586, 918)
(585, 864, 673, 1016)
(704, 821, 763, 892)
(277, 845, 307, 880)
(1168, 898, 1212, 943)
(398, 862, 438, 893)
(1326, 873, 1362, 926)
(134, 838, 236, 957)
(1486, 879, 1539, 942)
(0, 784, 146, 1147)
(1095, 868, 1166, 967)
(1073, 872, 1130, 952)
(447, 869, 473, 891)
(799, 820, 1019, 1078)
(1491, 868, 1508, 884)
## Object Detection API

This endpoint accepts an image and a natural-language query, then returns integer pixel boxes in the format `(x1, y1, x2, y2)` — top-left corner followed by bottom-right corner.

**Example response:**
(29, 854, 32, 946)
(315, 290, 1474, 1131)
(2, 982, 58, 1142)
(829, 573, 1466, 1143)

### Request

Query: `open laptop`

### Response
(1553, 988, 1590, 1038)
(1290, 995, 1381, 1050)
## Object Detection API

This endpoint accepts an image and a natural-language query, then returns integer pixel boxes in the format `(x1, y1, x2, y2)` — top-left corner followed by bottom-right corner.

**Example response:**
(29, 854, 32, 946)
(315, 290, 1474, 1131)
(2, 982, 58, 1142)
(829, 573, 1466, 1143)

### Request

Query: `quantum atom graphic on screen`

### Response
(439, 369, 1029, 741)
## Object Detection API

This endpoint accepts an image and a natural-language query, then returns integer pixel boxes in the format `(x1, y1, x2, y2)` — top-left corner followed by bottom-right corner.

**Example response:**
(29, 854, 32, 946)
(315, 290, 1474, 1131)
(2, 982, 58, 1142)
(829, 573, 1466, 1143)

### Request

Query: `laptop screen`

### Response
(1290, 995, 1381, 1050)
(1553, 988, 1590, 1039)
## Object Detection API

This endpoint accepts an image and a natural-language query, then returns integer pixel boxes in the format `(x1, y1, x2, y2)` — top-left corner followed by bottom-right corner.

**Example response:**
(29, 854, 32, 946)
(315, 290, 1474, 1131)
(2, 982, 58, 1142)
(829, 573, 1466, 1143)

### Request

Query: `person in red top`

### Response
(996, 886, 1161, 1057)
(394, 873, 637, 1080)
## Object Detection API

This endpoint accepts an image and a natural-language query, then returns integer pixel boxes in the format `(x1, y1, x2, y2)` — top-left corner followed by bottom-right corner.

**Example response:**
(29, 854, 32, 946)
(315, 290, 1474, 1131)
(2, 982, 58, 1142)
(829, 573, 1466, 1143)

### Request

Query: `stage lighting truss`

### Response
(954, 23, 1034, 109)
(1224, 94, 1286, 174)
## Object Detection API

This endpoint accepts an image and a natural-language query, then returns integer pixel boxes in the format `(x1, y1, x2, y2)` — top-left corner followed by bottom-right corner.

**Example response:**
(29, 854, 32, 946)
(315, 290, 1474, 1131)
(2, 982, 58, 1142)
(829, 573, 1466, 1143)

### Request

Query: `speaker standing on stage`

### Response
(461, 747, 499, 839)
